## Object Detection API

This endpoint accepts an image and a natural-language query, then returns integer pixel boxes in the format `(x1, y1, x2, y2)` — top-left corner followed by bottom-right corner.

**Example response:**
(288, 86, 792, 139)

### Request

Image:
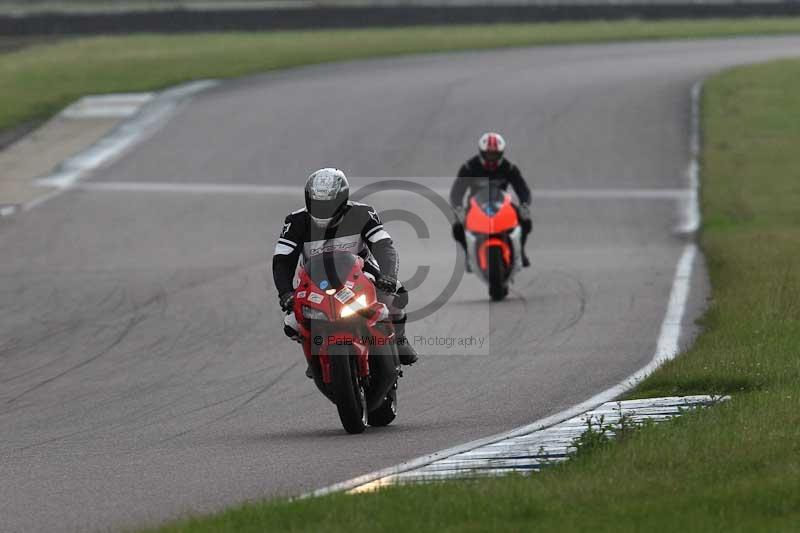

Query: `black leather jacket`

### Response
(450, 156, 531, 208)
(272, 202, 398, 296)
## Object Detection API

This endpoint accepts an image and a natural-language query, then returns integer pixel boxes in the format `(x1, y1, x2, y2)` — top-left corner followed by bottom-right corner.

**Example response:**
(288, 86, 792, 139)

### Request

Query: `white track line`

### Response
(677, 81, 703, 234)
(532, 188, 691, 199)
(305, 81, 705, 498)
(75, 182, 305, 195)
(74, 181, 690, 200)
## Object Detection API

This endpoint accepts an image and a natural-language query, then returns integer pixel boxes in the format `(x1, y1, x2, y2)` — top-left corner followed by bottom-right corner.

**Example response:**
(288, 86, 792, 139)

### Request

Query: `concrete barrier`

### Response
(2, 2, 800, 35)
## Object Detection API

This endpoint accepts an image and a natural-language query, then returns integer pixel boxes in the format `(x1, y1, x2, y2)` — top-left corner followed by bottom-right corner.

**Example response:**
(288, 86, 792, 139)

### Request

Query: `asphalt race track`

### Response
(2, 37, 799, 532)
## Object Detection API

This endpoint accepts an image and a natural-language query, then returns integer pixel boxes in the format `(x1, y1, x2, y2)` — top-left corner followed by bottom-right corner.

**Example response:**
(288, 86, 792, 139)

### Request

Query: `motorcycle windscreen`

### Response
(304, 252, 360, 290)
(472, 184, 506, 216)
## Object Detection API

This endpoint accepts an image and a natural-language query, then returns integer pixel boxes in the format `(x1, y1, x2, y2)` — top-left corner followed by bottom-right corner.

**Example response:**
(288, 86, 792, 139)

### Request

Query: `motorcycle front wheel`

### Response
(488, 246, 508, 301)
(329, 344, 368, 434)
(368, 384, 397, 427)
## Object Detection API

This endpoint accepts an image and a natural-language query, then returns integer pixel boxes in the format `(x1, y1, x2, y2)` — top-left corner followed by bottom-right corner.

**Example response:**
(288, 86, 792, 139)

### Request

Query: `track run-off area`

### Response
(2, 36, 800, 532)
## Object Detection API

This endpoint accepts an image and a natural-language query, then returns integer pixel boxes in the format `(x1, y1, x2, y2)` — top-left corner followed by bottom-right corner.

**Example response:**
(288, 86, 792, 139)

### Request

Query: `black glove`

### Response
(279, 291, 295, 312)
(375, 274, 398, 294)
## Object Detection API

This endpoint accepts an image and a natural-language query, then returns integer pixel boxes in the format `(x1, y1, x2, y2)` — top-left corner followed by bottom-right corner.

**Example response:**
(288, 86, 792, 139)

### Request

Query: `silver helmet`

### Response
(304, 168, 350, 227)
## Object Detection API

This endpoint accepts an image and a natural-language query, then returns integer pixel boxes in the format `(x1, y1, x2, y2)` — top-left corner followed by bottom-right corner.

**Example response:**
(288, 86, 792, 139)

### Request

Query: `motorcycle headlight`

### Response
(302, 305, 329, 321)
(340, 295, 368, 318)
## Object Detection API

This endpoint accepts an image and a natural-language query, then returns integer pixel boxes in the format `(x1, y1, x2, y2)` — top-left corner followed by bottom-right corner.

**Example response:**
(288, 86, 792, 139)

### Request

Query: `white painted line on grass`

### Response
(349, 395, 727, 490)
(304, 81, 706, 499)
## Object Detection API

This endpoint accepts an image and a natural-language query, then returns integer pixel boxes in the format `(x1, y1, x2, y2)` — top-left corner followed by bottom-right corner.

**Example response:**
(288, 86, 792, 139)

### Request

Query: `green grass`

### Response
(4, 18, 800, 133)
(142, 54, 800, 533)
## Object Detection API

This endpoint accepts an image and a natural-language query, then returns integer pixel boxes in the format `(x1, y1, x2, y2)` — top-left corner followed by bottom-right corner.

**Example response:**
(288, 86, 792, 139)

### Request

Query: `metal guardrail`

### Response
(1, 1, 800, 35)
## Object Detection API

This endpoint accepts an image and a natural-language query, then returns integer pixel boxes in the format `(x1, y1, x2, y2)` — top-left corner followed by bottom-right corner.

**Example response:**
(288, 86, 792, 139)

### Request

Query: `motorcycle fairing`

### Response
(465, 194, 519, 234)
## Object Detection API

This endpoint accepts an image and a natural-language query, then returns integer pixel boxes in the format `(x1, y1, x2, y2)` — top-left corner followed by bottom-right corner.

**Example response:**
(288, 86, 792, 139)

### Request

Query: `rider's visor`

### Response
(480, 150, 503, 163)
(307, 197, 345, 219)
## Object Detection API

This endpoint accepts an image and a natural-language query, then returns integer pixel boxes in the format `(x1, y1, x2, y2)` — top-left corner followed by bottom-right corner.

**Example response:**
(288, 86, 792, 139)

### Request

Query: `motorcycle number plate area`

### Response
(334, 288, 355, 303)
(308, 292, 324, 304)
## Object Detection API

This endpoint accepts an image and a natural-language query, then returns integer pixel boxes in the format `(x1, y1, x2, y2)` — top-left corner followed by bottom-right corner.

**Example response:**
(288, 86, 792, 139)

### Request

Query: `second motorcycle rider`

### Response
(450, 132, 533, 267)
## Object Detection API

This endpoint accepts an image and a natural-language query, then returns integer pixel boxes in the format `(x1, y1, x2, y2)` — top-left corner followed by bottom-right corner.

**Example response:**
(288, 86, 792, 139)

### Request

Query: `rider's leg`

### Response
(284, 312, 300, 340)
(393, 312, 418, 366)
(377, 288, 418, 366)
(520, 217, 532, 267)
(452, 221, 472, 272)
(284, 313, 312, 378)
(511, 205, 532, 267)
(452, 222, 467, 252)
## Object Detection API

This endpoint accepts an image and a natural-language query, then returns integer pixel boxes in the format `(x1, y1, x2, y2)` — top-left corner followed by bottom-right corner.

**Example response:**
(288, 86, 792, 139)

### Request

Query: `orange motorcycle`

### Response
(463, 185, 524, 301)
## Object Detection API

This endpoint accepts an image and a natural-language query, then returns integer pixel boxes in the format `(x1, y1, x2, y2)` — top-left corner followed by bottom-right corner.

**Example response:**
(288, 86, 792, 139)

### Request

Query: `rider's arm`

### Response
(272, 214, 303, 296)
(449, 164, 472, 207)
(362, 207, 399, 281)
(508, 164, 532, 206)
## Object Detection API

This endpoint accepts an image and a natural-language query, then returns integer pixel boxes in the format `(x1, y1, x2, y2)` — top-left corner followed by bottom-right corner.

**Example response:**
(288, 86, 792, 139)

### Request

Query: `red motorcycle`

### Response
(464, 185, 524, 301)
(292, 252, 400, 434)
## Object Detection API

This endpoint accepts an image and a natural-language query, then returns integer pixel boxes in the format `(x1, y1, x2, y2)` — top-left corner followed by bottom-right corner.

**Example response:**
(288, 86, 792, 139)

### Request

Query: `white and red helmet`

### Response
(478, 132, 506, 171)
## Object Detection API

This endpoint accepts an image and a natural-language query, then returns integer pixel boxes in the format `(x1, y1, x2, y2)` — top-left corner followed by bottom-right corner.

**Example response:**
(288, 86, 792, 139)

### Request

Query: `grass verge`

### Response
(4, 18, 800, 133)
(141, 55, 800, 533)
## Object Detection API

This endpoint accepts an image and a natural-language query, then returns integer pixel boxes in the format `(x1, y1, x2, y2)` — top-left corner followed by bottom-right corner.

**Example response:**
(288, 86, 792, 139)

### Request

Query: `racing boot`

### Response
(522, 253, 531, 268)
(394, 314, 418, 366)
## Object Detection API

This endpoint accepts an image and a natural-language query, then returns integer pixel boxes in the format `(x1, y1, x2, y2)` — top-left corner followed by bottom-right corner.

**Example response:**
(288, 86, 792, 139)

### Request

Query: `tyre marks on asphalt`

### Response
(0, 263, 278, 452)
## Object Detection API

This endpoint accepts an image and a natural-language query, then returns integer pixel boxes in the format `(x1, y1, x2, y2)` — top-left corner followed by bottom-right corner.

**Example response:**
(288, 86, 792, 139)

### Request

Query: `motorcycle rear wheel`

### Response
(329, 345, 367, 434)
(488, 246, 508, 301)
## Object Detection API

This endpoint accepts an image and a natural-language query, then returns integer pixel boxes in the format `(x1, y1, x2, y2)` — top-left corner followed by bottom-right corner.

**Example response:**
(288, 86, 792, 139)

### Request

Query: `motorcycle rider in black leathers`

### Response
(450, 132, 532, 267)
(273, 168, 418, 374)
